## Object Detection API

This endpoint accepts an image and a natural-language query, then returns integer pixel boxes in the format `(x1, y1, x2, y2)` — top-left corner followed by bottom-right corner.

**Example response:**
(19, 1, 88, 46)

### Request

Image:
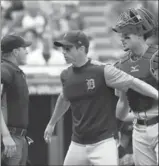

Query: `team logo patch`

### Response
(130, 65, 139, 72)
(86, 79, 95, 90)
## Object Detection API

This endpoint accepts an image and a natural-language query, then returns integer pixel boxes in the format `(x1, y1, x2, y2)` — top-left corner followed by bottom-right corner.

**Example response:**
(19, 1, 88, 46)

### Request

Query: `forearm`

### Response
(116, 98, 129, 121)
(104, 64, 158, 100)
(48, 93, 70, 126)
(1, 110, 10, 137)
(130, 78, 158, 100)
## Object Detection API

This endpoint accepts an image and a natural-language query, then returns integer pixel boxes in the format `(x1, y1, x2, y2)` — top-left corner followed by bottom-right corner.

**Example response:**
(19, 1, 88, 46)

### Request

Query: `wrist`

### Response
(48, 122, 55, 127)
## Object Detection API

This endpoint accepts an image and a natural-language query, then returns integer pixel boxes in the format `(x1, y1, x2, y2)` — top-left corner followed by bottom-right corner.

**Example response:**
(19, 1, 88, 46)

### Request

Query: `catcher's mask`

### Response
(112, 8, 158, 36)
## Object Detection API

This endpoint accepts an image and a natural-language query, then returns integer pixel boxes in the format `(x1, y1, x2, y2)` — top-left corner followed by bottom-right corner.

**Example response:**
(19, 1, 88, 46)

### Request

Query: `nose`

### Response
(62, 49, 67, 55)
(121, 37, 125, 43)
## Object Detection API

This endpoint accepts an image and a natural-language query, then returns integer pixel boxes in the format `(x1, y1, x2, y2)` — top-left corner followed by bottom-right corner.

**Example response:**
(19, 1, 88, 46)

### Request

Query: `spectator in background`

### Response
(42, 27, 66, 65)
(21, 4, 47, 36)
(24, 29, 45, 65)
(64, 2, 86, 31)
(48, 2, 69, 38)
(24, 28, 66, 65)
(1, 0, 25, 36)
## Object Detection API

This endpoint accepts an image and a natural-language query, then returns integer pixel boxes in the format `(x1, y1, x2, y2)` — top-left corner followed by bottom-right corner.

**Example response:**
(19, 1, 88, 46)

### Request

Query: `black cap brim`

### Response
(112, 27, 120, 33)
(54, 40, 74, 47)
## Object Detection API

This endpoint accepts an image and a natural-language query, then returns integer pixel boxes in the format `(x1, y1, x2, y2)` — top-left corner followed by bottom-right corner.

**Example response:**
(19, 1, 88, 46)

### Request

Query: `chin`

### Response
(19, 61, 26, 66)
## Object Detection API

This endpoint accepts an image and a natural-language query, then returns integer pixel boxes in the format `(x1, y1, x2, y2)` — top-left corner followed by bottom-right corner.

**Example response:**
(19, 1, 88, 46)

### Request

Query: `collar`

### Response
(2, 58, 22, 72)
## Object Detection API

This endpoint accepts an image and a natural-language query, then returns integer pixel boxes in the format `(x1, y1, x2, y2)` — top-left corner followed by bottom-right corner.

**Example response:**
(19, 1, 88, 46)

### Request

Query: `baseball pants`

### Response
(133, 122, 158, 166)
(63, 137, 119, 165)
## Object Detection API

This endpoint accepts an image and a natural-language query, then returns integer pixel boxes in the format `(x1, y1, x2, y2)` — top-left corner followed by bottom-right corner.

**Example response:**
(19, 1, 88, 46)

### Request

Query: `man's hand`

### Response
(2, 135, 16, 158)
(44, 124, 55, 143)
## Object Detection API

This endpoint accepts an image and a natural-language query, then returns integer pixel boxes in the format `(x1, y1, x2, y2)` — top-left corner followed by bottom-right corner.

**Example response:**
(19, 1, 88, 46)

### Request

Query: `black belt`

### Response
(8, 127, 27, 136)
(137, 116, 159, 126)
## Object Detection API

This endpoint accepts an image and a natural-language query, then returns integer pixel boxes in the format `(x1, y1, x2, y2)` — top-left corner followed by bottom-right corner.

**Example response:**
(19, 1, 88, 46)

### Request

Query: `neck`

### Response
(74, 57, 89, 67)
(3, 55, 19, 66)
(132, 43, 149, 57)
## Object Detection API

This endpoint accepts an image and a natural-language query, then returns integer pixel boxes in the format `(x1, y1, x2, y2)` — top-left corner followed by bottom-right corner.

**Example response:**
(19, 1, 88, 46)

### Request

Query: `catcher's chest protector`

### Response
(120, 45, 158, 112)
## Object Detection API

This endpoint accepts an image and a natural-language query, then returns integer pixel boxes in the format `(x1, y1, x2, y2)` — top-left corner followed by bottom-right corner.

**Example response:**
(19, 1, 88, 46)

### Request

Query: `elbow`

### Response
(116, 111, 128, 121)
(116, 102, 129, 121)
(128, 78, 140, 90)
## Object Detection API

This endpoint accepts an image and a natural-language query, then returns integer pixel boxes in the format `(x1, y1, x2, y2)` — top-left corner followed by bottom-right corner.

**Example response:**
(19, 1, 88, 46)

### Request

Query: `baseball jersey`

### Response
(60, 59, 134, 144)
(1, 59, 29, 129)
(116, 45, 158, 115)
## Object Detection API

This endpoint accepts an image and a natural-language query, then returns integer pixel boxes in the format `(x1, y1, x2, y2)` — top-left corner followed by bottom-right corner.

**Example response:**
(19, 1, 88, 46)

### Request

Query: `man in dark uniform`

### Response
(44, 30, 158, 165)
(113, 8, 158, 165)
(1, 34, 31, 165)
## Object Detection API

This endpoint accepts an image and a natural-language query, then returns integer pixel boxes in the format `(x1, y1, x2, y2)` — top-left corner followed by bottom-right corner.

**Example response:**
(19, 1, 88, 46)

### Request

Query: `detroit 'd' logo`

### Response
(86, 79, 95, 90)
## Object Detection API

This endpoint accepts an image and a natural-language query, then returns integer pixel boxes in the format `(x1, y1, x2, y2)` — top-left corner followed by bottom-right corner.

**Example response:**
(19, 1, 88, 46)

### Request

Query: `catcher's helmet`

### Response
(112, 8, 158, 36)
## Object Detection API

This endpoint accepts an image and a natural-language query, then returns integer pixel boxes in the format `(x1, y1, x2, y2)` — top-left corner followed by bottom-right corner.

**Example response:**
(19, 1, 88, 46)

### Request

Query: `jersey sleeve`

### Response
(104, 63, 134, 91)
(1, 63, 13, 85)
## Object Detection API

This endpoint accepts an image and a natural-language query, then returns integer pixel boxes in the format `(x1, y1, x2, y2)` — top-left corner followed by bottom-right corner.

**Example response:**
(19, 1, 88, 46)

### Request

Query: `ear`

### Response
(12, 48, 19, 56)
(137, 35, 143, 40)
(79, 46, 85, 53)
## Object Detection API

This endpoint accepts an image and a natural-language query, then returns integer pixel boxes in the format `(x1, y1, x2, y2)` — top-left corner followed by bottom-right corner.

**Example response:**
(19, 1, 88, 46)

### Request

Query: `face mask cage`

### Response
(113, 8, 157, 36)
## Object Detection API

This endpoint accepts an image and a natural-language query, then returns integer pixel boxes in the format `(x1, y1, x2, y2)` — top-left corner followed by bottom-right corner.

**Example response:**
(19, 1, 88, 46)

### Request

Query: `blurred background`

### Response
(1, 0, 158, 165)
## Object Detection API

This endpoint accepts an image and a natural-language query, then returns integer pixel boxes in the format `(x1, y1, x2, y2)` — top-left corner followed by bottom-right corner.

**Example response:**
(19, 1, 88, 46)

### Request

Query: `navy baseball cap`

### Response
(1, 35, 32, 53)
(54, 30, 89, 48)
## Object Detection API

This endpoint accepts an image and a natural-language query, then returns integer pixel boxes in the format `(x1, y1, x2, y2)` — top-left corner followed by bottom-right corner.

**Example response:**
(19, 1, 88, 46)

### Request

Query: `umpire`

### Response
(1, 34, 31, 166)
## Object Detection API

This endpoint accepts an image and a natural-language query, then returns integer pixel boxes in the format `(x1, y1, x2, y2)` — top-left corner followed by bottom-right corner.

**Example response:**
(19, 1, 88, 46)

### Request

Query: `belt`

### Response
(136, 116, 159, 126)
(8, 127, 27, 136)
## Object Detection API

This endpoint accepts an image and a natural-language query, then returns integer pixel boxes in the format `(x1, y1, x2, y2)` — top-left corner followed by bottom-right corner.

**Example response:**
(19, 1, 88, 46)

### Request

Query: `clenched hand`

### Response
(44, 124, 55, 143)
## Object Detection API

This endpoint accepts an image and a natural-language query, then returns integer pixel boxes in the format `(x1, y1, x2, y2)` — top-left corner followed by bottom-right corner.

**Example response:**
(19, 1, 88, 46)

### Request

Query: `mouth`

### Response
(122, 42, 126, 46)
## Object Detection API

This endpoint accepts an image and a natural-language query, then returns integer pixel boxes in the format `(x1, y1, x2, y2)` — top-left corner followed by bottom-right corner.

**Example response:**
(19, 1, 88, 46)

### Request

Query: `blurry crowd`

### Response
(1, 0, 88, 65)
(1, 0, 158, 66)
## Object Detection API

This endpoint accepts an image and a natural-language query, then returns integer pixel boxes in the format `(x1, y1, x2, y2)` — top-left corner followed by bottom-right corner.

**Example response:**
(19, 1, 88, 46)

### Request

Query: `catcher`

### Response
(113, 7, 158, 166)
